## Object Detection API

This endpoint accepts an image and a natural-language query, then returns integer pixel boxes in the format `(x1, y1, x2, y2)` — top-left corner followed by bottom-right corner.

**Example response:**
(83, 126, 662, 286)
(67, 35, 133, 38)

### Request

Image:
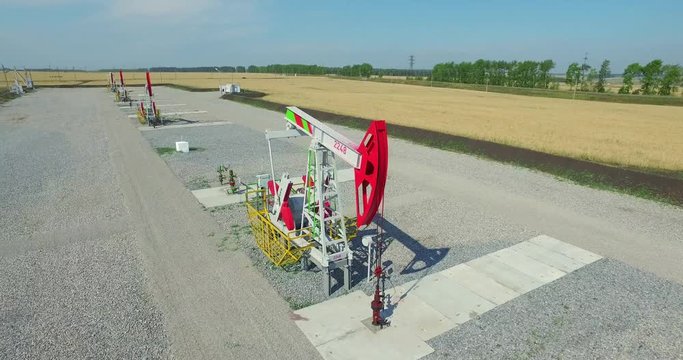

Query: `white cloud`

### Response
(0, 0, 92, 6)
(108, 0, 218, 19)
(105, 0, 261, 23)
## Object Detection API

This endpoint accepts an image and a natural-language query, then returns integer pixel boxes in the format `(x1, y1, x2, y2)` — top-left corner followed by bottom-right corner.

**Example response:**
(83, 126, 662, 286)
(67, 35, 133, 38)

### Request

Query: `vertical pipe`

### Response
(267, 138, 278, 208)
(2, 65, 9, 90)
(317, 147, 326, 264)
(146, 71, 153, 97)
(299, 150, 310, 235)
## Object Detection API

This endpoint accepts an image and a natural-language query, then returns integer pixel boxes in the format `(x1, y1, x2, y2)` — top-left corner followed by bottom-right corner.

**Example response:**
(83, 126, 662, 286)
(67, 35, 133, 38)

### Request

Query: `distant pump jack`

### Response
(136, 71, 162, 127)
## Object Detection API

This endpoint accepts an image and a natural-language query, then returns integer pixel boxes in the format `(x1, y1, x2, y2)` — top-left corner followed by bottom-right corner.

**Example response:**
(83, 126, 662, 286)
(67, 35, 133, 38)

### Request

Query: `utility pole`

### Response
(1, 65, 8, 89)
(409, 55, 415, 78)
(573, 52, 588, 100)
(580, 52, 588, 90)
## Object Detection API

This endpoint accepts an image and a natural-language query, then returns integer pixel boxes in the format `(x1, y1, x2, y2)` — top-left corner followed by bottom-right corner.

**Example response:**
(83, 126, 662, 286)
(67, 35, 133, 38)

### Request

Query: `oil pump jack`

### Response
(246, 106, 389, 308)
(108, 72, 116, 92)
(114, 70, 131, 102)
(136, 71, 161, 127)
(15, 68, 33, 90)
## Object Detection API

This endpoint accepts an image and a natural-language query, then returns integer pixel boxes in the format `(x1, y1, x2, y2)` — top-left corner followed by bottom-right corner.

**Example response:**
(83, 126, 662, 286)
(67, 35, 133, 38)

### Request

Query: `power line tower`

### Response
(572, 52, 589, 100)
(409, 55, 415, 75)
(581, 52, 589, 80)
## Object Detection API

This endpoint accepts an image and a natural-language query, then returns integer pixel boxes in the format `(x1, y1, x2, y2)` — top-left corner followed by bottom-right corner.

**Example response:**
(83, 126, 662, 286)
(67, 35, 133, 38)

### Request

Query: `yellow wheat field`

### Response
(28, 71, 683, 172)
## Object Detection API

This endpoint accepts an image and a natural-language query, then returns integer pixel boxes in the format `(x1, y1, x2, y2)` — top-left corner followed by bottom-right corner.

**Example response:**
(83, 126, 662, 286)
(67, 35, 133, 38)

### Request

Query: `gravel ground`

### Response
(141, 121, 536, 307)
(138, 87, 683, 357)
(424, 259, 683, 359)
(0, 89, 168, 359)
(141, 122, 307, 189)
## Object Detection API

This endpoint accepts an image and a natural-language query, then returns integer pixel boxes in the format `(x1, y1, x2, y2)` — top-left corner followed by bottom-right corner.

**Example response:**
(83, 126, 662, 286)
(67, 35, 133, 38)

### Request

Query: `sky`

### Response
(1, 0, 682, 72)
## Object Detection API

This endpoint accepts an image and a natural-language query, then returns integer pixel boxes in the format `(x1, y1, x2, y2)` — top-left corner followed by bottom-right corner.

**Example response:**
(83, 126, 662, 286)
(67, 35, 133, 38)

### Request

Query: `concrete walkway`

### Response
(138, 120, 233, 131)
(191, 186, 245, 208)
(293, 235, 602, 360)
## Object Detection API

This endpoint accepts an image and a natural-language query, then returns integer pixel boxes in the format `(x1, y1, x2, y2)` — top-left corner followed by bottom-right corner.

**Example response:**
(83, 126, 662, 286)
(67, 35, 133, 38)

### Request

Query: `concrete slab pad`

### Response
(399, 273, 497, 325)
(509, 241, 588, 273)
(190, 187, 244, 208)
(316, 325, 433, 360)
(529, 235, 603, 265)
(294, 291, 371, 347)
(382, 279, 456, 340)
(441, 264, 520, 305)
(466, 255, 545, 294)
(127, 110, 208, 118)
(489, 248, 567, 283)
(391, 279, 417, 301)
(138, 121, 233, 131)
(294, 235, 600, 360)
(156, 103, 187, 107)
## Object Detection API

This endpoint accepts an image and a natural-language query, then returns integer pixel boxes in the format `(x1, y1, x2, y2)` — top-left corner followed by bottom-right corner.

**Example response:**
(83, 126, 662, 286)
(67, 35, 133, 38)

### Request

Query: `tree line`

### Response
(617, 60, 680, 95)
(565, 60, 612, 92)
(106, 58, 682, 96)
(565, 59, 681, 95)
(431, 60, 557, 88)
(246, 63, 375, 78)
(106, 64, 431, 78)
(138, 64, 377, 78)
(428, 58, 681, 96)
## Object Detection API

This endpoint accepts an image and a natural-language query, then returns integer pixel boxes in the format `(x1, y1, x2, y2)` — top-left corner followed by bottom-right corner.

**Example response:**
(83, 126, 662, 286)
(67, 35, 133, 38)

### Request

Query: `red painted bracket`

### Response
(268, 180, 295, 231)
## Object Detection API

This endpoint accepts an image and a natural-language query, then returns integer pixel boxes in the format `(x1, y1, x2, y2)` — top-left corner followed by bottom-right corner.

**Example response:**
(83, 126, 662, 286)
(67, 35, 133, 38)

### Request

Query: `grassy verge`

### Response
(334, 76, 683, 107)
(221, 91, 683, 207)
(35, 83, 103, 88)
(163, 83, 216, 92)
(0, 89, 20, 104)
(155, 147, 176, 155)
(156, 146, 205, 155)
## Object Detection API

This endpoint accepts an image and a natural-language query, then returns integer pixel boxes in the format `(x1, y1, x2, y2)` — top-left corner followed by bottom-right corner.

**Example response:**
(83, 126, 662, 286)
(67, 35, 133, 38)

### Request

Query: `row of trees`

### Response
(133, 59, 682, 96)
(565, 60, 611, 92)
(618, 60, 681, 95)
(145, 66, 248, 72)
(431, 60, 556, 88)
(564, 59, 681, 95)
(143, 64, 430, 78)
(145, 64, 374, 77)
(245, 63, 374, 78)
(245, 64, 327, 75)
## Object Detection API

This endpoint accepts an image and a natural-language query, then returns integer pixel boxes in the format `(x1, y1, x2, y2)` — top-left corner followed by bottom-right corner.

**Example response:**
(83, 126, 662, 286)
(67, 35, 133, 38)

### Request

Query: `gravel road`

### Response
(139, 86, 683, 358)
(425, 259, 683, 359)
(0, 89, 320, 359)
(0, 89, 168, 358)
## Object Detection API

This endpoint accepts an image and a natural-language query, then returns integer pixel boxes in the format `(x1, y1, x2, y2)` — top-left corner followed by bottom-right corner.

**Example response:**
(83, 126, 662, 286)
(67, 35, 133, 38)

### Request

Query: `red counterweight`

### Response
(354, 121, 388, 228)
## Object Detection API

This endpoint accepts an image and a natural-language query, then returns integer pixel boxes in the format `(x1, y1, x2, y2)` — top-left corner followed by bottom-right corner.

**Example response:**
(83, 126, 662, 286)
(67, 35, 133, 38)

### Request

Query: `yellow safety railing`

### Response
(245, 188, 313, 267)
(137, 109, 146, 124)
